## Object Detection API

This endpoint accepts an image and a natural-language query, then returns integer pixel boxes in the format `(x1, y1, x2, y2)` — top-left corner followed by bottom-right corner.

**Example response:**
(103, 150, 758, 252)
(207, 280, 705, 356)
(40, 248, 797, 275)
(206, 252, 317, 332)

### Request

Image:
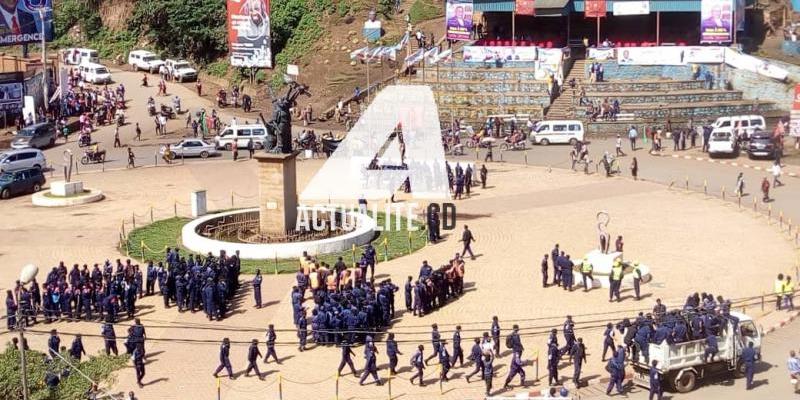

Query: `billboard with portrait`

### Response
(700, 0, 733, 43)
(228, 0, 272, 68)
(462, 46, 537, 63)
(0, 72, 23, 112)
(0, 0, 53, 46)
(445, 0, 473, 41)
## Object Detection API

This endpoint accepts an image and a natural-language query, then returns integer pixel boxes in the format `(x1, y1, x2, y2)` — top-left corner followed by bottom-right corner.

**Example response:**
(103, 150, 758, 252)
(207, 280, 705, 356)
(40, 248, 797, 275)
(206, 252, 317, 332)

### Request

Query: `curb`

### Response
(651, 152, 799, 178)
(526, 373, 634, 397)
(762, 310, 800, 336)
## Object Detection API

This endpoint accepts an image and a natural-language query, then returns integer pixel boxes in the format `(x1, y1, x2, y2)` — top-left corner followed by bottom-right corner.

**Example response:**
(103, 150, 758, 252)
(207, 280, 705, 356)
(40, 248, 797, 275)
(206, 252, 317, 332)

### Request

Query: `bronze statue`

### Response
(265, 81, 311, 154)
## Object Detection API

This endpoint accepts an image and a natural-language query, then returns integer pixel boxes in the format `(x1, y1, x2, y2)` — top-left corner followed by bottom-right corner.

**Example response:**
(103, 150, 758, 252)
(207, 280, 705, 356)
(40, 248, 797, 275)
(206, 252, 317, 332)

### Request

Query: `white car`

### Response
(160, 139, 219, 158)
(530, 120, 585, 145)
(78, 62, 112, 84)
(128, 50, 165, 73)
(0, 149, 47, 172)
(708, 131, 739, 157)
(165, 59, 198, 82)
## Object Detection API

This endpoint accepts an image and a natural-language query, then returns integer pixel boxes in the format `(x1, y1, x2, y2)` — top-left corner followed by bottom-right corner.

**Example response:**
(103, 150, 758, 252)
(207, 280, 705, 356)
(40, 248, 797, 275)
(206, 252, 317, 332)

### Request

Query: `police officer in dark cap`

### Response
(337, 339, 358, 376)
(386, 333, 402, 375)
(465, 337, 484, 383)
(244, 339, 264, 379)
(213, 338, 234, 379)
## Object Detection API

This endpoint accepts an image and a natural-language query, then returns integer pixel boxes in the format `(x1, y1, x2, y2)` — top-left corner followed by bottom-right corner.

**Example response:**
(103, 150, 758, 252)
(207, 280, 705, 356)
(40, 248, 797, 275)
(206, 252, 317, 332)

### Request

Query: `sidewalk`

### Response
(648, 145, 800, 178)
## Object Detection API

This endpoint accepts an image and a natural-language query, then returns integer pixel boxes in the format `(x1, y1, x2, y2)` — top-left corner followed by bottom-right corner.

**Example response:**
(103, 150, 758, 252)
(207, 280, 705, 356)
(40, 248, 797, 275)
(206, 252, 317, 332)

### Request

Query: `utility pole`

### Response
(38, 7, 49, 115)
(16, 294, 29, 400)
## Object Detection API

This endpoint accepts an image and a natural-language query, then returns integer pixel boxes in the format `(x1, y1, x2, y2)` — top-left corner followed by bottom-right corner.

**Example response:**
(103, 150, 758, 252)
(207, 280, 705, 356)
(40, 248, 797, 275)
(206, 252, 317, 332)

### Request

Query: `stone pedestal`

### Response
(191, 190, 207, 217)
(255, 151, 299, 236)
(51, 181, 84, 196)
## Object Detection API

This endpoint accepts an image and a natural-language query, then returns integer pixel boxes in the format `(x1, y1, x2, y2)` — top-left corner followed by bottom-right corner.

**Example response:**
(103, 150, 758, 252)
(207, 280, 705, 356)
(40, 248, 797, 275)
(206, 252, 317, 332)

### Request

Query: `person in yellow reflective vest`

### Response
(783, 276, 795, 311)
(609, 262, 623, 302)
(775, 273, 785, 311)
(581, 261, 594, 291)
(632, 262, 643, 301)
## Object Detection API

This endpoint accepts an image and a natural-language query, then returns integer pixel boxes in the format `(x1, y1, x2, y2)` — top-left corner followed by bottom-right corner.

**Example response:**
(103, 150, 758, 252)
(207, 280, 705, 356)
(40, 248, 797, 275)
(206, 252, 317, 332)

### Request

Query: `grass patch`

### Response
(409, 0, 443, 24)
(0, 345, 127, 400)
(122, 212, 427, 275)
(43, 190, 90, 199)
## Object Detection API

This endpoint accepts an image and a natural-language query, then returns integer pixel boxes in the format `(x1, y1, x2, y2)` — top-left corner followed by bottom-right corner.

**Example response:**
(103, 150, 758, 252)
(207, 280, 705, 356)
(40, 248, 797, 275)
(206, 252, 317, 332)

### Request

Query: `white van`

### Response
(530, 120, 585, 145)
(78, 62, 112, 84)
(214, 124, 269, 150)
(708, 130, 739, 157)
(711, 115, 766, 138)
(128, 50, 165, 73)
(63, 48, 99, 65)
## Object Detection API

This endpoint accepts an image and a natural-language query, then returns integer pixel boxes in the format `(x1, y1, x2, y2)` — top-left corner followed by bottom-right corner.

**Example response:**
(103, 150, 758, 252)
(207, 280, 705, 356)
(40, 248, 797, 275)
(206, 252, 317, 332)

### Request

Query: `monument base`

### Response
(51, 181, 84, 196)
(255, 151, 300, 236)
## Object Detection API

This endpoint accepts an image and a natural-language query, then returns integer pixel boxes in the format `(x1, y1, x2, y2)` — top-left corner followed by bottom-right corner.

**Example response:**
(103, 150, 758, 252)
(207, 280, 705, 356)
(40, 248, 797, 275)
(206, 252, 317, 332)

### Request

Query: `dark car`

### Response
(0, 168, 46, 199)
(747, 131, 778, 159)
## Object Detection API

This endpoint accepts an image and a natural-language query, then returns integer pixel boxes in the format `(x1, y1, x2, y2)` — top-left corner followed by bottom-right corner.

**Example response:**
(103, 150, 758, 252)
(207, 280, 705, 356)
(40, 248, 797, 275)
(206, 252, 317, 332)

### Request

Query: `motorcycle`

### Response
(499, 135, 526, 151)
(160, 104, 175, 119)
(172, 97, 182, 114)
(80, 149, 106, 165)
(115, 110, 125, 126)
(78, 133, 91, 147)
(216, 90, 227, 108)
(147, 100, 156, 116)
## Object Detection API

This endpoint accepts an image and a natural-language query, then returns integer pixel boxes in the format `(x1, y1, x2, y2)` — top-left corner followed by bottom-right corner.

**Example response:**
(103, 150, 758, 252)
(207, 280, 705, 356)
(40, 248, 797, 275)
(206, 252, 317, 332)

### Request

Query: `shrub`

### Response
(409, 0, 443, 24)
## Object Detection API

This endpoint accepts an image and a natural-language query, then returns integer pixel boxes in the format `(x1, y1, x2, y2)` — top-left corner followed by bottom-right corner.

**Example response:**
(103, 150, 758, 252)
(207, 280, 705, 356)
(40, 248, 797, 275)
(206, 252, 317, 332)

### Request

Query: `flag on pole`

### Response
(350, 46, 370, 60)
(366, 47, 385, 62)
(394, 32, 409, 51)
(404, 48, 424, 64)
(423, 46, 440, 63)
(430, 49, 453, 65)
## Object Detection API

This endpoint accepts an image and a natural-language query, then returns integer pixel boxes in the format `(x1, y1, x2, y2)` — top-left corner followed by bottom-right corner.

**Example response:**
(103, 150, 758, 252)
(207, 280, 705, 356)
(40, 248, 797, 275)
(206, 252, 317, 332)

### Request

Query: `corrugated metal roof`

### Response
(473, 0, 570, 12)
(573, 0, 701, 12)
(475, 0, 701, 13)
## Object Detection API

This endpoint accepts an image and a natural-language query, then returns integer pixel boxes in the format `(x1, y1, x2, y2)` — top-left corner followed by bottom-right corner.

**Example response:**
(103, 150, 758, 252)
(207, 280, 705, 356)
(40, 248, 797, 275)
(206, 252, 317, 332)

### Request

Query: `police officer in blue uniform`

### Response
(263, 324, 280, 363)
(213, 338, 234, 379)
(648, 360, 663, 400)
(740, 341, 758, 390)
(550, 244, 560, 286)
(47, 329, 60, 359)
(298, 309, 308, 351)
(483, 352, 495, 396)
(561, 316, 575, 356)
(425, 323, 441, 365)
(359, 340, 382, 385)
(410, 345, 426, 386)
(244, 339, 264, 379)
(404, 276, 413, 312)
(547, 341, 560, 385)
(465, 338, 484, 382)
(337, 339, 358, 376)
(602, 322, 615, 361)
(451, 325, 464, 367)
(491, 316, 501, 354)
(252, 270, 263, 308)
(541, 254, 549, 287)
(386, 333, 402, 375)
(704, 333, 718, 362)
(133, 345, 146, 387)
(504, 350, 526, 389)
(70, 334, 86, 361)
(438, 339, 452, 381)
(571, 337, 586, 387)
(101, 323, 118, 356)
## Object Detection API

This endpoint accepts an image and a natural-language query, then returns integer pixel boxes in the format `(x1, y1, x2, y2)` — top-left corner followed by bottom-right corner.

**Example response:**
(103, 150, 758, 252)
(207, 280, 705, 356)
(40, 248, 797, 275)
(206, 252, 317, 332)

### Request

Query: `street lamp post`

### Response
(17, 263, 37, 400)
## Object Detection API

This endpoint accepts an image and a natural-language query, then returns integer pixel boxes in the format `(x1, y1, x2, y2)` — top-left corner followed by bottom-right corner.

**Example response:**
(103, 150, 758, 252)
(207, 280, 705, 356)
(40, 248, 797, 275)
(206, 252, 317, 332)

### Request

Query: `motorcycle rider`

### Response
(147, 97, 156, 115)
(173, 96, 181, 114)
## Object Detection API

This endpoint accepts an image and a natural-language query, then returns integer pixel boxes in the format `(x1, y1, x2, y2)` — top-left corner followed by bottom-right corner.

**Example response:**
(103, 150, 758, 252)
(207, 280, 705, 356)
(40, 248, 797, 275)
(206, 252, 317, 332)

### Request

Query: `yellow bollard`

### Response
(438, 364, 443, 395)
(475, 146, 479, 160)
(335, 372, 340, 400)
(738, 193, 742, 208)
(387, 372, 392, 400)
(132, 213, 137, 228)
(524, 150, 528, 165)
(703, 179, 707, 195)
(407, 231, 412, 255)
(140, 240, 145, 261)
(278, 374, 283, 400)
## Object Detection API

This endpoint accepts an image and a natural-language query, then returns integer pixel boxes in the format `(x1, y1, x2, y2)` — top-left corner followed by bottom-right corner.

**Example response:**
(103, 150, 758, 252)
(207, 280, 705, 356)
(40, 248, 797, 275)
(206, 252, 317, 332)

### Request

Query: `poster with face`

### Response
(228, 0, 272, 68)
(445, 0, 473, 41)
(0, 0, 53, 46)
(700, 0, 733, 43)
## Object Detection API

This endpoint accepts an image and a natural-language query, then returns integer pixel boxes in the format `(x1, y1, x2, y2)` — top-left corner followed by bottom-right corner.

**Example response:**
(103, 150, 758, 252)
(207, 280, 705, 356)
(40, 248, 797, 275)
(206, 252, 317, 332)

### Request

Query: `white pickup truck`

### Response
(631, 311, 761, 393)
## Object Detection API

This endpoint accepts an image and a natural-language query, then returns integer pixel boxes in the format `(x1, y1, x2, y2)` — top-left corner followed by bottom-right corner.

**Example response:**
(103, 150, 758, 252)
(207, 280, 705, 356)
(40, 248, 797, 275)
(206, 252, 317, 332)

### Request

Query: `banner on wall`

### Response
(612, 1, 649, 16)
(516, 0, 536, 15)
(587, 47, 615, 60)
(724, 48, 788, 80)
(228, 0, 272, 68)
(700, 0, 733, 43)
(462, 46, 537, 62)
(585, 0, 607, 18)
(683, 46, 725, 63)
(446, 0, 473, 41)
(0, 72, 23, 112)
(0, 0, 53, 46)
(617, 46, 686, 65)
(538, 48, 564, 65)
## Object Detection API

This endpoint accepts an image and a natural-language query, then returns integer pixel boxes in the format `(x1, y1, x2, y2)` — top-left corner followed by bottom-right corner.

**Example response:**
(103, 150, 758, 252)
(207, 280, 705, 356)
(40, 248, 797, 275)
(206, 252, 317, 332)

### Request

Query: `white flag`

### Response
(350, 46, 369, 60)
(430, 49, 452, 65)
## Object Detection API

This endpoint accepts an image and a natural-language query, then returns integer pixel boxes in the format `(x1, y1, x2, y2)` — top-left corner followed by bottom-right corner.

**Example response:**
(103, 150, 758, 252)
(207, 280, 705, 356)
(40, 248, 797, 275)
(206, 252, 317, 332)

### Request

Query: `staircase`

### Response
(545, 59, 586, 120)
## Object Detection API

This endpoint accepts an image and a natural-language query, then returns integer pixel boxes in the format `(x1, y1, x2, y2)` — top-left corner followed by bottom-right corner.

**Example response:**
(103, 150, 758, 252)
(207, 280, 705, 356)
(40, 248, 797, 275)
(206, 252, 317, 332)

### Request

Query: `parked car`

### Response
(128, 50, 165, 73)
(11, 122, 58, 149)
(78, 62, 112, 84)
(62, 48, 99, 65)
(529, 120, 585, 145)
(214, 124, 269, 150)
(747, 130, 779, 159)
(165, 59, 198, 82)
(0, 168, 46, 199)
(0, 149, 46, 172)
(708, 130, 739, 158)
(160, 139, 219, 158)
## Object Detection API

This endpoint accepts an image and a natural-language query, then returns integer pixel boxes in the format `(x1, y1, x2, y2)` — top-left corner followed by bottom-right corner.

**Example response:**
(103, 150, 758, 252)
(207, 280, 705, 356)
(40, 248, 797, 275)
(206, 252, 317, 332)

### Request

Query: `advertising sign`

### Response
(516, 0, 536, 16)
(724, 48, 788, 80)
(0, 72, 23, 112)
(228, 0, 272, 68)
(683, 46, 725, 63)
(588, 47, 615, 60)
(585, 0, 607, 18)
(700, 0, 733, 43)
(617, 46, 686, 65)
(0, 0, 53, 46)
(445, 0, 473, 41)
(612, 1, 649, 15)
(462, 46, 537, 62)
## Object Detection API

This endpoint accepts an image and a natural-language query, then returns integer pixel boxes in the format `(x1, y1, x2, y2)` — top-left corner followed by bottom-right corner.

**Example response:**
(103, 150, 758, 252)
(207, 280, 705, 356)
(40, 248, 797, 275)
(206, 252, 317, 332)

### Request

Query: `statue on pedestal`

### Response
(597, 211, 610, 254)
(264, 81, 311, 154)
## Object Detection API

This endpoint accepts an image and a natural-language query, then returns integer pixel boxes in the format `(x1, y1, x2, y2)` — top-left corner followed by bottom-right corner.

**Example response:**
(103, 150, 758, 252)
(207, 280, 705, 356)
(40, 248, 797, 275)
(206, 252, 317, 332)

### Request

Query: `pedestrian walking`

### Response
(410, 345, 426, 386)
(630, 157, 638, 180)
(615, 134, 625, 156)
(213, 338, 234, 379)
(252, 270, 262, 308)
(232, 140, 239, 161)
(648, 360, 663, 399)
(263, 324, 279, 363)
(244, 339, 264, 379)
(460, 225, 475, 259)
(113, 127, 121, 148)
(196, 79, 202, 96)
(483, 353, 494, 396)
(135, 123, 141, 141)
(133, 345, 146, 387)
(735, 172, 745, 196)
(484, 145, 493, 162)
(247, 138, 254, 158)
(771, 161, 784, 187)
(740, 342, 757, 390)
(628, 125, 638, 151)
(761, 177, 771, 202)
(480, 164, 488, 188)
(127, 148, 135, 168)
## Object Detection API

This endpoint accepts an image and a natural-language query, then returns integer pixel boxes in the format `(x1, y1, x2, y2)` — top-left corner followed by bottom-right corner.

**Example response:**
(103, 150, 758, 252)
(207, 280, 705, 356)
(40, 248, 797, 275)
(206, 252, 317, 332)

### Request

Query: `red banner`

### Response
(585, 0, 607, 18)
(793, 84, 800, 111)
(516, 0, 536, 15)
